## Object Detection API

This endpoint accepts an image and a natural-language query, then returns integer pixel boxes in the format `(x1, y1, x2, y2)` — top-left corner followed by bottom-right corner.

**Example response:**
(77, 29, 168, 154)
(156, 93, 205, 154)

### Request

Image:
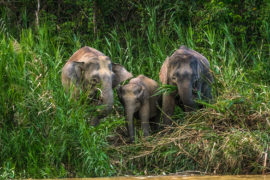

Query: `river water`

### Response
(63, 175, 269, 180)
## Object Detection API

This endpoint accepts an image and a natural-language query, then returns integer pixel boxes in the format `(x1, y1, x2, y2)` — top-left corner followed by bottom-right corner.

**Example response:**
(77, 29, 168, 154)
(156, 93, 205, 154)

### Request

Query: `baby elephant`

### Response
(160, 45, 213, 125)
(117, 75, 161, 142)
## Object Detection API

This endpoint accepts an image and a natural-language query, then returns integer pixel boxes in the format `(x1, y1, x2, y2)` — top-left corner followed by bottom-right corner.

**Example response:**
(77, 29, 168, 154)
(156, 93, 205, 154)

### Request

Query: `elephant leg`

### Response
(162, 93, 175, 125)
(139, 101, 150, 137)
(89, 117, 100, 126)
(194, 81, 203, 108)
(125, 108, 135, 142)
(201, 81, 212, 100)
(151, 112, 160, 132)
(126, 120, 134, 142)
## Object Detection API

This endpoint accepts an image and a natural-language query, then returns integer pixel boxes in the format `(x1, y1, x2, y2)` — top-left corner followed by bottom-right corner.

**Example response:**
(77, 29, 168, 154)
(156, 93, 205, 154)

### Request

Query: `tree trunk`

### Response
(35, 0, 40, 28)
(93, 0, 97, 36)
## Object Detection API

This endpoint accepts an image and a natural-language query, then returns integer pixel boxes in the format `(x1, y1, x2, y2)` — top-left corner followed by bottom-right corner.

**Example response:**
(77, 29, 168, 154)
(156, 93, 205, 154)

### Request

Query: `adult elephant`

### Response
(159, 45, 213, 125)
(62, 46, 132, 125)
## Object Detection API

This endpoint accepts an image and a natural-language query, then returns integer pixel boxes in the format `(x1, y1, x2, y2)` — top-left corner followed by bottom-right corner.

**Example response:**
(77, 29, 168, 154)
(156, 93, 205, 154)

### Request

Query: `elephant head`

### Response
(160, 46, 212, 123)
(62, 46, 132, 124)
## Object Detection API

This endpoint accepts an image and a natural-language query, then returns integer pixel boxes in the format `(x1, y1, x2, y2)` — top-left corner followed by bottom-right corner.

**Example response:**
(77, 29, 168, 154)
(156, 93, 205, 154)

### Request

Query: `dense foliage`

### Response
(0, 0, 269, 178)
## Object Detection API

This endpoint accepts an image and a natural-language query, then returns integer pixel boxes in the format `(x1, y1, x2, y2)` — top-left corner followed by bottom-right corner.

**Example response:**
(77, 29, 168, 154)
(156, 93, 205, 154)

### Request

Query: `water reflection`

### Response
(66, 175, 269, 180)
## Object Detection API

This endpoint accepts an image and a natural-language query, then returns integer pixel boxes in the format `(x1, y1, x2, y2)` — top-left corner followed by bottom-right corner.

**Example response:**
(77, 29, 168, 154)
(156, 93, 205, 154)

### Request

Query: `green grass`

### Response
(0, 17, 269, 178)
(0, 27, 118, 178)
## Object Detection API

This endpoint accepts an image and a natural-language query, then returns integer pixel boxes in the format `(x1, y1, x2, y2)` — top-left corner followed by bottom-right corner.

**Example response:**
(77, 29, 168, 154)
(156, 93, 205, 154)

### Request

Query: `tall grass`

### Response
(0, 27, 118, 178)
(0, 12, 270, 178)
(103, 19, 270, 175)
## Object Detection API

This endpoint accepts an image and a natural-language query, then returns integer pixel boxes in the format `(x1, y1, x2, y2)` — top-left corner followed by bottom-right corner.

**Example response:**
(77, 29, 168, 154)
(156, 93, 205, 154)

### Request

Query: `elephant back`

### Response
(176, 45, 210, 69)
(68, 46, 105, 62)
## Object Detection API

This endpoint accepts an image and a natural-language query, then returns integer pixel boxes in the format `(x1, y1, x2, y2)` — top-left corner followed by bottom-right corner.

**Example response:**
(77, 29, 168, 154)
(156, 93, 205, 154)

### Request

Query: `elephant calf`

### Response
(159, 45, 213, 125)
(62, 46, 132, 125)
(117, 75, 161, 142)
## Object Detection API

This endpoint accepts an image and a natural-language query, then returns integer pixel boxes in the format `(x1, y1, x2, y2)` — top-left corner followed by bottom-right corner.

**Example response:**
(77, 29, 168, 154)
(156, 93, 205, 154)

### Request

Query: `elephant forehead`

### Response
(81, 55, 111, 69)
(170, 61, 192, 75)
(124, 91, 136, 96)
(99, 59, 110, 69)
(123, 93, 136, 100)
(123, 85, 135, 92)
(123, 84, 139, 93)
(81, 54, 99, 62)
(179, 63, 192, 74)
(97, 56, 111, 70)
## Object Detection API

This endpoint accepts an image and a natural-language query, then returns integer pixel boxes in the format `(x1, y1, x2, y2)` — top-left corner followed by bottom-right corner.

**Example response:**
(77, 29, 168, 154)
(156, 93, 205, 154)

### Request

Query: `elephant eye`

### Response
(91, 76, 100, 84)
(171, 72, 179, 81)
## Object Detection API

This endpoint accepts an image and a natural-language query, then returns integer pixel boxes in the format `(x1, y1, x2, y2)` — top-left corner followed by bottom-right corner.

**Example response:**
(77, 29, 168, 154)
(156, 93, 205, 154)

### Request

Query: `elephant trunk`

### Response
(90, 75, 113, 126)
(177, 80, 195, 111)
(100, 76, 114, 114)
(125, 105, 135, 142)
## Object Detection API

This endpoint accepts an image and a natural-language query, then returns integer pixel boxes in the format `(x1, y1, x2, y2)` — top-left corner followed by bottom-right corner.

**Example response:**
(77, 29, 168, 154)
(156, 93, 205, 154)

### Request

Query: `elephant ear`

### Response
(69, 61, 85, 86)
(112, 63, 133, 88)
(196, 60, 202, 79)
(159, 57, 170, 84)
(116, 85, 124, 103)
(137, 85, 145, 103)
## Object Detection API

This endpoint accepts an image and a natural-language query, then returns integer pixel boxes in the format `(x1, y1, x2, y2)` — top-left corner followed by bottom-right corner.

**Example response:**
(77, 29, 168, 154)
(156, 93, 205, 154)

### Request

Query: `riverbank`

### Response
(47, 175, 270, 180)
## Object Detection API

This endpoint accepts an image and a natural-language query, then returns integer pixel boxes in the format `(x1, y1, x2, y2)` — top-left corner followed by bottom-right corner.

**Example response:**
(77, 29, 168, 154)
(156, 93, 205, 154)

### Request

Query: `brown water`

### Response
(61, 175, 269, 180)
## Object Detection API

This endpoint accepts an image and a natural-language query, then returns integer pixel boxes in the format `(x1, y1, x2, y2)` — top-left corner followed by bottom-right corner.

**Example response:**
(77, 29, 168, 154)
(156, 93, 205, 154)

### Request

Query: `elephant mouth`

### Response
(83, 82, 103, 98)
(86, 88, 102, 102)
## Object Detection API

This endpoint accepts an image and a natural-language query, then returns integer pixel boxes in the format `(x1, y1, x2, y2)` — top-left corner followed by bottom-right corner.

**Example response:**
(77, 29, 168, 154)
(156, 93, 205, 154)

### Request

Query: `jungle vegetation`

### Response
(0, 0, 269, 178)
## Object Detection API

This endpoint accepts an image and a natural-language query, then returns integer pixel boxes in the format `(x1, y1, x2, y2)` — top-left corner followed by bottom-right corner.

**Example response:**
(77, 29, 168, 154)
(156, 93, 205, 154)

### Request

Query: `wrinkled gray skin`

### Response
(159, 46, 213, 125)
(117, 75, 161, 142)
(62, 46, 132, 125)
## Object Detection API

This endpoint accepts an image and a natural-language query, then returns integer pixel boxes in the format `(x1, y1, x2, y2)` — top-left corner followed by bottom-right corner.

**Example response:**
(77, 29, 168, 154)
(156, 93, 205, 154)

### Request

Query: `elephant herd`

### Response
(62, 46, 213, 142)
